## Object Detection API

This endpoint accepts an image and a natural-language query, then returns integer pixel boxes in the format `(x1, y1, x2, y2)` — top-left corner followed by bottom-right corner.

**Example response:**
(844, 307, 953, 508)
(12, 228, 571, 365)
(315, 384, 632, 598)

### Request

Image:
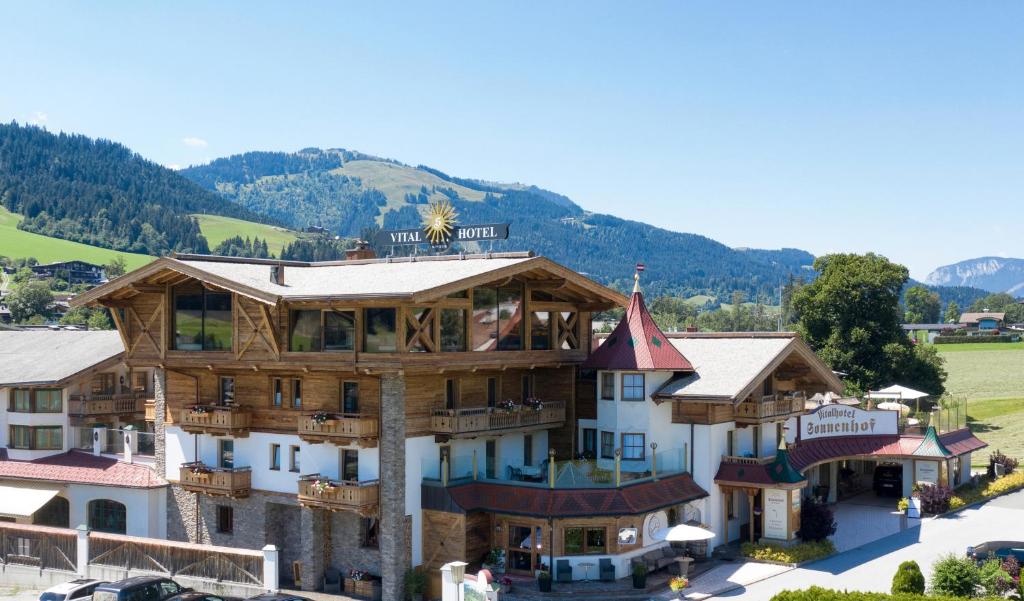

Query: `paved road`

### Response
(710, 490, 1024, 599)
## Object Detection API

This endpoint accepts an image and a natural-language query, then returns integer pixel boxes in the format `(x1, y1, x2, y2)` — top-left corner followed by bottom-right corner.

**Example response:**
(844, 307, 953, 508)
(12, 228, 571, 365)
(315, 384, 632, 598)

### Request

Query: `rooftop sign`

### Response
(373, 199, 510, 249)
(798, 405, 898, 441)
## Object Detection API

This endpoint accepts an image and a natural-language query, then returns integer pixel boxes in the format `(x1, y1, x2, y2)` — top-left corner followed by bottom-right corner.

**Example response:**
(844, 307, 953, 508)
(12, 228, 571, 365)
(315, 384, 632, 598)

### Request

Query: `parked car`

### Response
(92, 576, 189, 601)
(873, 463, 903, 496)
(39, 579, 106, 601)
(244, 595, 312, 601)
(166, 594, 241, 601)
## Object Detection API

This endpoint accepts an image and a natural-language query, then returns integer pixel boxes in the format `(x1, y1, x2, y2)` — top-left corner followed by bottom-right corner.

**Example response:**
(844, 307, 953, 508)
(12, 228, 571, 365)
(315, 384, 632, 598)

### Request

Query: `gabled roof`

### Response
(0, 450, 166, 489)
(583, 285, 693, 371)
(72, 252, 628, 309)
(960, 312, 1005, 324)
(0, 330, 124, 386)
(913, 426, 952, 458)
(652, 333, 843, 403)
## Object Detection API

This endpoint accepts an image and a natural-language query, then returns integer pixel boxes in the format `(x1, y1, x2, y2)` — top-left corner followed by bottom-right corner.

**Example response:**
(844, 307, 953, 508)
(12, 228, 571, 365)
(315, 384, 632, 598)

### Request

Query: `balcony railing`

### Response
(69, 393, 145, 416)
(297, 413, 378, 446)
(735, 392, 806, 422)
(179, 463, 252, 498)
(179, 404, 252, 437)
(297, 474, 379, 515)
(144, 400, 156, 421)
(431, 400, 566, 437)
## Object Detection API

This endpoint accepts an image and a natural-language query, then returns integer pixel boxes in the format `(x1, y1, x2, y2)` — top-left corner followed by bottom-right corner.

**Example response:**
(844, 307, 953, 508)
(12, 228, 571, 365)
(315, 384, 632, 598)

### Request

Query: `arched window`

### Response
(87, 499, 126, 534)
(33, 496, 69, 528)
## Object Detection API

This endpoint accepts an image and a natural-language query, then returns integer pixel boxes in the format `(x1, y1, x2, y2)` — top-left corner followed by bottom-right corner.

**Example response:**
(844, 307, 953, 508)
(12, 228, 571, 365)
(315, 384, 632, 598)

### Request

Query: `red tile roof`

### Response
(714, 461, 777, 487)
(938, 428, 989, 457)
(444, 472, 708, 518)
(0, 450, 167, 489)
(584, 290, 693, 371)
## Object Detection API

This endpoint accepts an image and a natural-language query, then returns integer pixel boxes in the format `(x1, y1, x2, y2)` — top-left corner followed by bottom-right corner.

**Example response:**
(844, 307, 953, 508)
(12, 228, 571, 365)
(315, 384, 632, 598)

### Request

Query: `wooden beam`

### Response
(108, 308, 131, 354)
(259, 305, 281, 360)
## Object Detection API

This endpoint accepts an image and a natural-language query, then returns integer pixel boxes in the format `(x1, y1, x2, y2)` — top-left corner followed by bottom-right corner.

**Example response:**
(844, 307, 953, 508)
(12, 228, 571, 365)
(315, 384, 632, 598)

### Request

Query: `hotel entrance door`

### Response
(507, 524, 542, 574)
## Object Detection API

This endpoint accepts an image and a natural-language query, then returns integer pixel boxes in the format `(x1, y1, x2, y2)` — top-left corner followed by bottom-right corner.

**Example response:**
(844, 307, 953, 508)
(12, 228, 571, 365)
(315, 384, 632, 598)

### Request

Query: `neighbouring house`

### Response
(959, 312, 1005, 332)
(30, 260, 106, 285)
(901, 323, 966, 344)
(0, 330, 165, 536)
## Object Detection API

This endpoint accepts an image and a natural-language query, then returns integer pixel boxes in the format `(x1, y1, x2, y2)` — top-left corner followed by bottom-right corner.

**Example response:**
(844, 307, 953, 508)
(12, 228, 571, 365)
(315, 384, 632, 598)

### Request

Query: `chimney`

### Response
(271, 264, 285, 286)
(345, 240, 376, 261)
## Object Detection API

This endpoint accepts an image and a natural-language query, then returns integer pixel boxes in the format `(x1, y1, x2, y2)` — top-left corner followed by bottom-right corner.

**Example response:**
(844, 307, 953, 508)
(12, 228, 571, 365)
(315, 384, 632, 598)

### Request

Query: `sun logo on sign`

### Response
(424, 198, 458, 245)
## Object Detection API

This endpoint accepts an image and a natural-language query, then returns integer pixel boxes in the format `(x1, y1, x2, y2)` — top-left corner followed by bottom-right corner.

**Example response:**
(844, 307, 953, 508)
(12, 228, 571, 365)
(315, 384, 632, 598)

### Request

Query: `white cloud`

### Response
(182, 136, 208, 148)
(27, 111, 48, 126)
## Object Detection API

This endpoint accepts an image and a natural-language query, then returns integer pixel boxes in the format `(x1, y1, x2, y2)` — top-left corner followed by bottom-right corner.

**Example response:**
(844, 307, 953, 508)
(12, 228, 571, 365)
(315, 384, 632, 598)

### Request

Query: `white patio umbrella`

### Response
(876, 401, 911, 415)
(652, 523, 715, 542)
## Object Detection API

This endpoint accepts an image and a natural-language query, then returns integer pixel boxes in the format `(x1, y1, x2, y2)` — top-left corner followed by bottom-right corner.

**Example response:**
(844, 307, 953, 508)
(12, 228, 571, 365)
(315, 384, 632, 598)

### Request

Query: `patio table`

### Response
(578, 561, 595, 581)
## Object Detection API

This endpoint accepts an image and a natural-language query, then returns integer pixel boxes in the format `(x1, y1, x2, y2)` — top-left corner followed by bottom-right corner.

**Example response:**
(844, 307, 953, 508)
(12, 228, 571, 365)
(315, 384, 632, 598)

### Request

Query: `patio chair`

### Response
(322, 566, 341, 594)
(598, 558, 615, 582)
(556, 559, 573, 583)
(506, 465, 522, 480)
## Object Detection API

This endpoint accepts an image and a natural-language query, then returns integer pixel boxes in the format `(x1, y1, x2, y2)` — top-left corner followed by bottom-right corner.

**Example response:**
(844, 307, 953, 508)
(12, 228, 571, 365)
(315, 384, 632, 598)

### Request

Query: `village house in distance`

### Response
(73, 247, 988, 600)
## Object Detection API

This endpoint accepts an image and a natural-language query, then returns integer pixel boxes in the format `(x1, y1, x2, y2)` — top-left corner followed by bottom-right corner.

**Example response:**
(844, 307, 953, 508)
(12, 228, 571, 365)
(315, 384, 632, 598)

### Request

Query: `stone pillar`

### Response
(299, 508, 326, 591)
(379, 372, 408, 601)
(75, 525, 89, 577)
(262, 544, 280, 593)
(154, 368, 167, 476)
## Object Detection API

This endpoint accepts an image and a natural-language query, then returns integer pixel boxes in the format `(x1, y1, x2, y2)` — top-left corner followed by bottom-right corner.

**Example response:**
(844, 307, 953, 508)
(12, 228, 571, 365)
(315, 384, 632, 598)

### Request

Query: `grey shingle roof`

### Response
(0, 330, 124, 386)
(655, 336, 794, 401)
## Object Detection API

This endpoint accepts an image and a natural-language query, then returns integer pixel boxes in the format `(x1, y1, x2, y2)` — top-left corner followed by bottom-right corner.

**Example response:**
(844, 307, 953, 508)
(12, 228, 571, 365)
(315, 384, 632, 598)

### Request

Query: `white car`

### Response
(39, 579, 106, 601)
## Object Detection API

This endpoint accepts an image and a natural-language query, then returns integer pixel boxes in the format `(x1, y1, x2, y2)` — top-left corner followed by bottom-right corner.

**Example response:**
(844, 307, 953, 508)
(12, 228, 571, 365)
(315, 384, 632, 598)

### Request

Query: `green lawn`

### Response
(933, 341, 1024, 352)
(193, 214, 300, 257)
(0, 206, 153, 270)
(966, 398, 1024, 468)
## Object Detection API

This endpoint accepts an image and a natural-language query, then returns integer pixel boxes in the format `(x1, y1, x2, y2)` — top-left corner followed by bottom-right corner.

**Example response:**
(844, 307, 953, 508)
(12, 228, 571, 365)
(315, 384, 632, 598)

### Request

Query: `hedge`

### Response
(770, 586, 1003, 601)
(933, 335, 1019, 344)
(741, 541, 834, 564)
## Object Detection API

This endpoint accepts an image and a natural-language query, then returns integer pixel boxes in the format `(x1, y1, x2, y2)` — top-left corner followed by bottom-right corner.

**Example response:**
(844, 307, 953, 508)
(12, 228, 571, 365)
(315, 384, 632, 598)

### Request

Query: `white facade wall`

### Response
(66, 483, 166, 538)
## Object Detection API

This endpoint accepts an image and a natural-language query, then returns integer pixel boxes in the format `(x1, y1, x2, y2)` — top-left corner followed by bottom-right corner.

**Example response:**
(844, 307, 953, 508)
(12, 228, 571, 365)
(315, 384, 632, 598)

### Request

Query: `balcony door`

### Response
(485, 440, 496, 479)
(507, 524, 541, 574)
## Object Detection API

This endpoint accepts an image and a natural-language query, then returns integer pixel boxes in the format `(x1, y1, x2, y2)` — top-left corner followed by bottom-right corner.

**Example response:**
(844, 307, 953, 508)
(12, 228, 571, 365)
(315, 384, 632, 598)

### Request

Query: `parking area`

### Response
(830, 491, 918, 553)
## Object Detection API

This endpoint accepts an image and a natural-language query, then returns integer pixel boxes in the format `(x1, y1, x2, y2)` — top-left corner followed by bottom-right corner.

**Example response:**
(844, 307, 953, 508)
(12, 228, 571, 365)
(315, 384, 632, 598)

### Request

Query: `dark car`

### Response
(245, 595, 312, 601)
(166, 594, 241, 601)
(873, 464, 903, 496)
(92, 576, 189, 601)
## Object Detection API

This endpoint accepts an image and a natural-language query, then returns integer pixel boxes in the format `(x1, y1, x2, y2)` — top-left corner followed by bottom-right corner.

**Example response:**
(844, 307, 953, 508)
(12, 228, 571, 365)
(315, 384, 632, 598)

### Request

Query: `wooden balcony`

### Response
(297, 474, 379, 516)
(69, 393, 145, 417)
(297, 413, 378, 447)
(431, 400, 566, 439)
(734, 392, 806, 424)
(178, 463, 251, 498)
(179, 405, 252, 437)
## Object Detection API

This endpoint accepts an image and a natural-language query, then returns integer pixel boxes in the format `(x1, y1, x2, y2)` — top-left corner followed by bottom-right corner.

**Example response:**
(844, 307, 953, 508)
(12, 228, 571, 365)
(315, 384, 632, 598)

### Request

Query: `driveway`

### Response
(708, 490, 1024, 599)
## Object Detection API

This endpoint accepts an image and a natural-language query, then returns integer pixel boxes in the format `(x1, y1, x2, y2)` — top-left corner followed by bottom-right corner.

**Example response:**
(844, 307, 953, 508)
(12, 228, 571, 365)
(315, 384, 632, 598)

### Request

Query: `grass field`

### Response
(0, 206, 153, 270)
(938, 343, 1024, 467)
(193, 214, 299, 256)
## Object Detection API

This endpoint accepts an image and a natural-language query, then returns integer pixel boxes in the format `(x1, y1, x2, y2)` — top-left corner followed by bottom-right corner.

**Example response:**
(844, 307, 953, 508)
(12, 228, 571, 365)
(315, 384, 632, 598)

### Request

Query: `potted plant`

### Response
(311, 411, 334, 426)
(310, 478, 335, 494)
(483, 548, 505, 573)
(669, 576, 689, 598)
(404, 568, 426, 601)
(496, 576, 513, 594)
(537, 569, 552, 592)
(632, 562, 648, 589)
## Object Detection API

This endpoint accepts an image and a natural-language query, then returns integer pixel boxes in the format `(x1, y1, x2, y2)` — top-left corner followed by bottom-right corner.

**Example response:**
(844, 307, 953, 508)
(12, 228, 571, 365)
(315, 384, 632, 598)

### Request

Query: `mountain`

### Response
(0, 122, 269, 256)
(182, 149, 813, 296)
(925, 257, 1024, 296)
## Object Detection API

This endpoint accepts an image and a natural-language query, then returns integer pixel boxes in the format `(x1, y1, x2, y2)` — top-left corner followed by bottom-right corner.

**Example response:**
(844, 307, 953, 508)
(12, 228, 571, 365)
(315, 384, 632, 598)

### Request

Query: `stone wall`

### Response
(379, 372, 408, 601)
(330, 511, 381, 574)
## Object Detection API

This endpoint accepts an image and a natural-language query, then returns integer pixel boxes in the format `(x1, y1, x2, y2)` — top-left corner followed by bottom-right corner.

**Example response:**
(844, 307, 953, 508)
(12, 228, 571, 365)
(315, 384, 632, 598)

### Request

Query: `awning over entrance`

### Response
(0, 484, 60, 518)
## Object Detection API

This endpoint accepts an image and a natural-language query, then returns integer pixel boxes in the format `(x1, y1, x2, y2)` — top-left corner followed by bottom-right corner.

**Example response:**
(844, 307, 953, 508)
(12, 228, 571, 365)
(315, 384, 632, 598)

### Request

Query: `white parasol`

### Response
(652, 523, 715, 542)
(876, 401, 911, 415)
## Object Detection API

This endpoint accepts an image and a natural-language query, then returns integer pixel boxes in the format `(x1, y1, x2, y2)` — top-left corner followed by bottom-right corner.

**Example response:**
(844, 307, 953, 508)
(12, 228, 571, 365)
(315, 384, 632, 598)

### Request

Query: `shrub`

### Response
(796, 497, 837, 541)
(930, 553, 981, 597)
(404, 568, 426, 597)
(769, 587, 1000, 600)
(896, 497, 909, 512)
(917, 484, 952, 514)
(741, 540, 835, 564)
(891, 560, 925, 594)
(983, 470, 1024, 496)
(1000, 555, 1020, 579)
(979, 558, 1014, 596)
(988, 450, 1019, 477)
(933, 334, 1018, 344)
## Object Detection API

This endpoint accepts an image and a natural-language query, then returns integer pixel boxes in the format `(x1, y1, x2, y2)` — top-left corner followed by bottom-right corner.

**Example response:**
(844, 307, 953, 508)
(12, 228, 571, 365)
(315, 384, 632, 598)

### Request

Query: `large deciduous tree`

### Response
(7, 280, 54, 322)
(793, 253, 945, 395)
(904, 285, 941, 323)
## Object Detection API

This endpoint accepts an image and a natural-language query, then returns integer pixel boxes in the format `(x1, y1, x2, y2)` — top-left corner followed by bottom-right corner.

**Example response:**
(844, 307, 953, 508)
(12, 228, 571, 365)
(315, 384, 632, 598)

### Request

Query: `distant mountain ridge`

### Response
(182, 148, 815, 297)
(926, 257, 1024, 296)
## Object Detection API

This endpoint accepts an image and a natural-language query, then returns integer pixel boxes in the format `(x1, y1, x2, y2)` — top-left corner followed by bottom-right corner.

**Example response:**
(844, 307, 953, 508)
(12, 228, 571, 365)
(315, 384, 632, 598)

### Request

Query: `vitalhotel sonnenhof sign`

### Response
(372, 198, 510, 249)
(798, 405, 899, 441)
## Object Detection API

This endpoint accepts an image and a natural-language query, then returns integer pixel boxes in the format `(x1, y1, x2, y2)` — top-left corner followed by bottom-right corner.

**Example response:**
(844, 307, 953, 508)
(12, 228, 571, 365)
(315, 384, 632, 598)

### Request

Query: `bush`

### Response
(770, 587, 1000, 600)
(741, 541, 835, 564)
(404, 568, 426, 597)
(891, 560, 925, 594)
(896, 497, 909, 512)
(933, 334, 1019, 344)
(796, 497, 837, 541)
(917, 484, 952, 514)
(930, 554, 981, 597)
(988, 450, 1019, 477)
(979, 558, 1014, 597)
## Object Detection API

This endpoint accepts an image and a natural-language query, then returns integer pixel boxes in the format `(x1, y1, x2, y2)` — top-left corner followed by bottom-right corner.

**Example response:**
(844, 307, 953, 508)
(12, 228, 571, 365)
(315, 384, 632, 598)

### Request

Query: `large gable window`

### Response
(471, 285, 524, 351)
(173, 287, 232, 351)
(289, 309, 356, 352)
(363, 308, 397, 353)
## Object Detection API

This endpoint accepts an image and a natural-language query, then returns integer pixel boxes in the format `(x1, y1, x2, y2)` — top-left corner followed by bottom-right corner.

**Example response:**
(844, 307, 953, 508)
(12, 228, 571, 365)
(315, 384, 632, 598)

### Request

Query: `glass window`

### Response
(561, 526, 607, 555)
(289, 310, 322, 352)
(622, 373, 645, 401)
(363, 308, 397, 352)
(600, 372, 615, 400)
(524, 434, 533, 466)
(270, 444, 281, 470)
(272, 378, 283, 408)
(622, 433, 645, 460)
(36, 389, 62, 413)
(406, 307, 434, 352)
(521, 375, 533, 400)
(92, 373, 115, 394)
(530, 311, 551, 350)
(216, 505, 233, 534)
(219, 377, 235, 406)
(342, 382, 359, 414)
(600, 431, 615, 459)
(173, 289, 232, 351)
(585, 527, 607, 554)
(289, 446, 300, 472)
(33, 427, 62, 450)
(342, 449, 359, 482)
(582, 429, 597, 458)
(292, 379, 302, 409)
(445, 379, 457, 410)
(11, 389, 31, 412)
(497, 285, 523, 350)
(9, 425, 31, 449)
(324, 310, 355, 351)
(219, 439, 234, 469)
(440, 308, 466, 352)
(486, 377, 497, 408)
(361, 517, 379, 548)
(472, 287, 498, 351)
(87, 500, 126, 534)
(563, 527, 583, 555)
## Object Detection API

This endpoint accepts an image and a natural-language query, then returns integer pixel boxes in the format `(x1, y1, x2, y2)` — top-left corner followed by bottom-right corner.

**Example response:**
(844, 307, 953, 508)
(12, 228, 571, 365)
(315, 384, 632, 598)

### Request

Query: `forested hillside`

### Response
(0, 122, 268, 255)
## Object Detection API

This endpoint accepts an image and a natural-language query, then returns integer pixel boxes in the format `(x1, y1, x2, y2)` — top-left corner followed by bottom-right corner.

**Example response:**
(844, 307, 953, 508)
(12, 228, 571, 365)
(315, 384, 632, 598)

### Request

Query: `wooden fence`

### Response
(0, 522, 77, 572)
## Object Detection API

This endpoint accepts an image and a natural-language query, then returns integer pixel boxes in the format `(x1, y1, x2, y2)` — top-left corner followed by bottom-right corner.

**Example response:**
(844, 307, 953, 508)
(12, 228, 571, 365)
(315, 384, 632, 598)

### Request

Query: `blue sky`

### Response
(1, 1, 1021, 279)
